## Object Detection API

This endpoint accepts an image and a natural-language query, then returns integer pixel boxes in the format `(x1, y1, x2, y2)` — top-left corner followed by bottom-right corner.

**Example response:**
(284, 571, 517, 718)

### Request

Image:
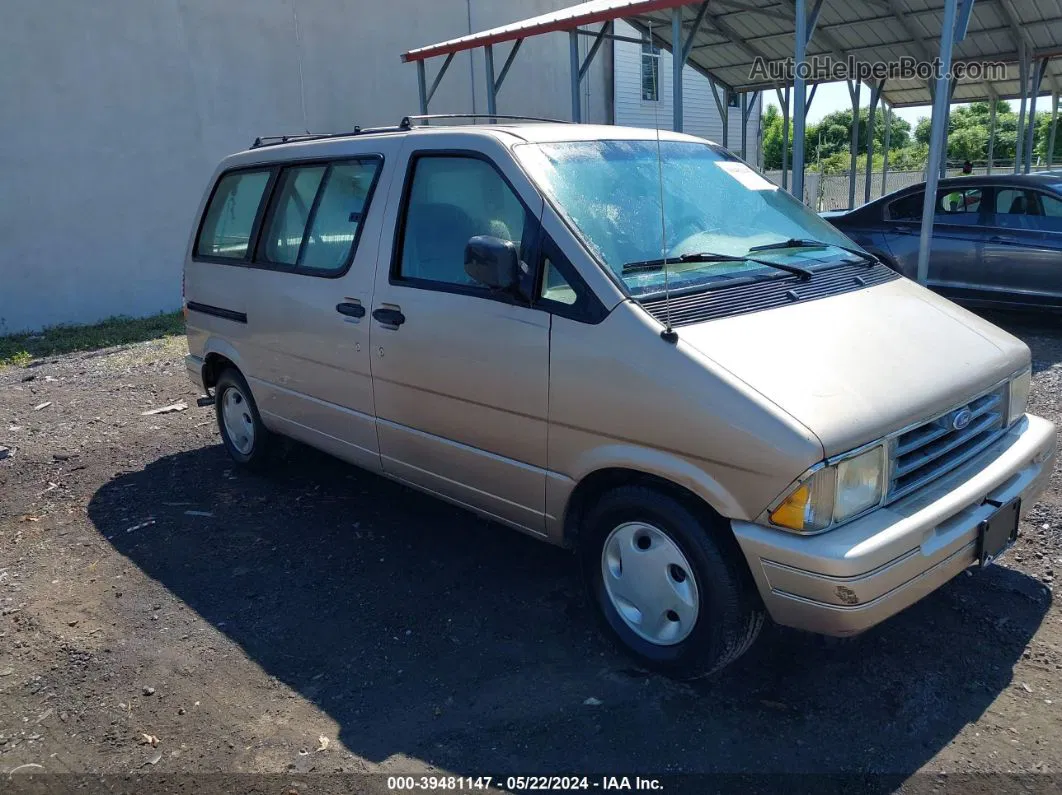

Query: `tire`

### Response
(214, 368, 273, 471)
(579, 485, 765, 679)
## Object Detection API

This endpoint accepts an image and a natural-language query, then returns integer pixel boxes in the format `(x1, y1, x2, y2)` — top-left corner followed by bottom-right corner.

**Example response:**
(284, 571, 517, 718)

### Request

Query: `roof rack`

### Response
(250, 113, 569, 149)
(250, 124, 408, 149)
(402, 113, 571, 126)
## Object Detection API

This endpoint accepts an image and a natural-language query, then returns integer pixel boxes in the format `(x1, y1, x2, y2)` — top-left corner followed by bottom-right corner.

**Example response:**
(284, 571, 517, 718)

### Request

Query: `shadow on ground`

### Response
(86, 440, 1051, 779)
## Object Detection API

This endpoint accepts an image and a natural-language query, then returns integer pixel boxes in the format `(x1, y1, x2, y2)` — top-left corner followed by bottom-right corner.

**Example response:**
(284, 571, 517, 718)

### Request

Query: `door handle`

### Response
(335, 301, 365, 318)
(894, 225, 915, 235)
(987, 235, 1014, 245)
(372, 307, 406, 327)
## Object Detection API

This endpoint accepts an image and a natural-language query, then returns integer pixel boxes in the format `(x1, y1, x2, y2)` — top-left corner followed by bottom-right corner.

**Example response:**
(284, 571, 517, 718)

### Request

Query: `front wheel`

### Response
(580, 485, 765, 679)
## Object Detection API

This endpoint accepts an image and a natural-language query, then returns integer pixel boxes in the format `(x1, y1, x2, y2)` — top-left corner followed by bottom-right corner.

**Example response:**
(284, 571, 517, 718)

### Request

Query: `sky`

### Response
(764, 81, 1055, 129)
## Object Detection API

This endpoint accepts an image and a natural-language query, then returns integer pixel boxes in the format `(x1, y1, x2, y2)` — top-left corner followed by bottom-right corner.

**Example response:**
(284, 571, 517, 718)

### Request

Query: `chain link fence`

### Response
(760, 165, 1059, 211)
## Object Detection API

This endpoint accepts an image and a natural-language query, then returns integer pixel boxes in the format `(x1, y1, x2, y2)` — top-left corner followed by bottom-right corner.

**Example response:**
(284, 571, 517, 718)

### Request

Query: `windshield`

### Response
(515, 140, 861, 296)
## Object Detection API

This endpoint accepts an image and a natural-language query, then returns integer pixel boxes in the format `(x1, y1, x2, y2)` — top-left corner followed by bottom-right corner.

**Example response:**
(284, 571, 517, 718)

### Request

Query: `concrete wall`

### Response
(0, 0, 610, 333)
(612, 21, 761, 164)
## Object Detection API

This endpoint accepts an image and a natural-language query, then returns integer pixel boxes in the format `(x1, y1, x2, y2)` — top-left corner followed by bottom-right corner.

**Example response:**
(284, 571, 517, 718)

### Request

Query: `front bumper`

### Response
(732, 413, 1057, 636)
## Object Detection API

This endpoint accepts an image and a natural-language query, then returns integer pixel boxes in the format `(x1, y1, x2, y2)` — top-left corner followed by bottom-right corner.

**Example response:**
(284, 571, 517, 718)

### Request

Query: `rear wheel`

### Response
(214, 368, 273, 470)
(580, 485, 764, 679)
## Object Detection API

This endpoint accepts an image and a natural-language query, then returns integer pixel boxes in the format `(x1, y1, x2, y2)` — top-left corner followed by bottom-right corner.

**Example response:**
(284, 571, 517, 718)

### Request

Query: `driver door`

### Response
(369, 139, 550, 535)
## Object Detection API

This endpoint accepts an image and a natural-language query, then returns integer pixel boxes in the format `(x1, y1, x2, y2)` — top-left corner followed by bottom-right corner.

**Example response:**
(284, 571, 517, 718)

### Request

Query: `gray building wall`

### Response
(0, 0, 610, 333)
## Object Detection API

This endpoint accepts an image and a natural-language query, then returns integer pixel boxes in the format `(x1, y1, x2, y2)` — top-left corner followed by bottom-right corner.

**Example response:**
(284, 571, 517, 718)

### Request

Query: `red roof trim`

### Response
(400, 0, 691, 62)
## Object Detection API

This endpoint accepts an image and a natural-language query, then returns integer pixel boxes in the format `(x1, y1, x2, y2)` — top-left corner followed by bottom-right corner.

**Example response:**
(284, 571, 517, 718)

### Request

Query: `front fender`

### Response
(544, 443, 749, 544)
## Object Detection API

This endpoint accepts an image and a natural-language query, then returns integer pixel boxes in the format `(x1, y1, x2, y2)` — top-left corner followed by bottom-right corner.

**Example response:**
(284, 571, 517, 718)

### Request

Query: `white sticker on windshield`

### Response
(715, 161, 778, 191)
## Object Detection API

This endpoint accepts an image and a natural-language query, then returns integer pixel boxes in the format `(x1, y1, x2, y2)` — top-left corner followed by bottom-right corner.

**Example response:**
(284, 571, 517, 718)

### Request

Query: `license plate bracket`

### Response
(979, 498, 1021, 567)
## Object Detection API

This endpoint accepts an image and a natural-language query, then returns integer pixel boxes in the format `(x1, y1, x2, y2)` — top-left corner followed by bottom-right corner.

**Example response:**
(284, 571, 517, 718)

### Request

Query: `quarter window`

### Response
(196, 170, 272, 259)
(540, 259, 578, 305)
(397, 156, 533, 289)
(888, 192, 924, 222)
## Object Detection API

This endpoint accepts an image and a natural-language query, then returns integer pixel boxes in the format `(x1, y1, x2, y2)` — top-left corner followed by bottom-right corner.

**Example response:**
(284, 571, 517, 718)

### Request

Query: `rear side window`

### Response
(261, 166, 327, 266)
(195, 170, 272, 259)
(258, 158, 382, 275)
(888, 192, 923, 222)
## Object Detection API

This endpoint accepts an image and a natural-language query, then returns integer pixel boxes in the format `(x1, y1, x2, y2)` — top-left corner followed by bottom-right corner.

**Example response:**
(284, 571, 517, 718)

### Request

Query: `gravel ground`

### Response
(0, 313, 1060, 793)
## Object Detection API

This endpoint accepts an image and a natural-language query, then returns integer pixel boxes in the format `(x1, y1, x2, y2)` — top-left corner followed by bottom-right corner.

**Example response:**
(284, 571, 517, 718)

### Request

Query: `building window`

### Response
(641, 36, 660, 101)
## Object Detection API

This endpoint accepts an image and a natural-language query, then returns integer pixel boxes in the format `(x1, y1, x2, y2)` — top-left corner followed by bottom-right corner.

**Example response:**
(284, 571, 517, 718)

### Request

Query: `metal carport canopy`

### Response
(401, 0, 1062, 108)
(402, 0, 1062, 288)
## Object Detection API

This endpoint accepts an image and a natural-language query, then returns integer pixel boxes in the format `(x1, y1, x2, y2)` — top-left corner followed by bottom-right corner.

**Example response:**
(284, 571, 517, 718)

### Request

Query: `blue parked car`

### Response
(823, 173, 1062, 311)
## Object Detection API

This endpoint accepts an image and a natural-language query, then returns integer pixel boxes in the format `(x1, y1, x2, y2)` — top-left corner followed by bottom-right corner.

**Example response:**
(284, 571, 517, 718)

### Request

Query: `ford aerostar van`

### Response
(184, 118, 1057, 678)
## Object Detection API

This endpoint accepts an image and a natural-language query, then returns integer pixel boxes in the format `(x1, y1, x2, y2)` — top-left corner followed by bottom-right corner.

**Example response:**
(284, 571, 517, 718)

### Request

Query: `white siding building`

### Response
(612, 21, 762, 163)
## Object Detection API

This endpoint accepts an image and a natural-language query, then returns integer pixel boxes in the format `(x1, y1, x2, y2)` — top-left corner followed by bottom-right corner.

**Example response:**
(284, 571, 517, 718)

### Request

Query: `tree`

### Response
(760, 103, 912, 170)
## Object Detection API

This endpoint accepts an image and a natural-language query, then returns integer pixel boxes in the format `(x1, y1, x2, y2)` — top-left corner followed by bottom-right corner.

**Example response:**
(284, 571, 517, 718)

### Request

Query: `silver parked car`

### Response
(184, 119, 1057, 678)
(823, 173, 1062, 311)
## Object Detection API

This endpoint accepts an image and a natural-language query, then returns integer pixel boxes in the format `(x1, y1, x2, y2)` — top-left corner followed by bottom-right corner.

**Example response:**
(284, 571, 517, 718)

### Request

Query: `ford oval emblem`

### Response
(952, 408, 974, 431)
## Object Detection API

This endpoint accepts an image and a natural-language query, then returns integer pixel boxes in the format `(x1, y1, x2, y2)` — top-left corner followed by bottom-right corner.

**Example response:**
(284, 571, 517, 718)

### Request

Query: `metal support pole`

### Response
(987, 98, 997, 173)
(484, 45, 497, 119)
(881, 103, 892, 196)
(792, 0, 808, 202)
(1015, 42, 1029, 174)
(777, 86, 790, 190)
(805, 82, 818, 114)
(847, 80, 861, 209)
(1049, 92, 1059, 168)
(865, 80, 882, 204)
(939, 79, 956, 179)
(722, 97, 730, 149)
(741, 93, 748, 160)
(741, 90, 759, 162)
(672, 7, 684, 132)
(416, 61, 428, 115)
(916, 0, 959, 286)
(1024, 59, 1047, 173)
(496, 39, 524, 91)
(569, 30, 581, 122)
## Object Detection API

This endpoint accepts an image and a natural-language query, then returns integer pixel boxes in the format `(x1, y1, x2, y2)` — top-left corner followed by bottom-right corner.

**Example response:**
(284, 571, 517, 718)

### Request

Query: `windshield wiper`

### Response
(621, 251, 813, 280)
(748, 237, 878, 266)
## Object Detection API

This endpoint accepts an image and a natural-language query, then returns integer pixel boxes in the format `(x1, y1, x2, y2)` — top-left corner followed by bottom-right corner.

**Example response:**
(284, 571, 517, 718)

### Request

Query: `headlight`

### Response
(770, 445, 886, 534)
(1008, 368, 1031, 426)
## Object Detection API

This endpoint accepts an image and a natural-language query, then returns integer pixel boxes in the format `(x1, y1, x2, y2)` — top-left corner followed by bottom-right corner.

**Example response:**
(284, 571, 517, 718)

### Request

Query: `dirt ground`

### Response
(1, 311, 1061, 793)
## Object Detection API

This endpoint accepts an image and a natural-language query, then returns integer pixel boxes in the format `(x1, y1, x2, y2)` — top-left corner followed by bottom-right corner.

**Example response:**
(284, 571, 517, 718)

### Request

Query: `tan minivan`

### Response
(185, 118, 1057, 678)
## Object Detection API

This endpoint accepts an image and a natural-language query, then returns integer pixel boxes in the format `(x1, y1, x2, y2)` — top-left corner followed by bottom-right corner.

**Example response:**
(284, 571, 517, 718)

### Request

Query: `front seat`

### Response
(1009, 195, 1028, 214)
(403, 202, 476, 283)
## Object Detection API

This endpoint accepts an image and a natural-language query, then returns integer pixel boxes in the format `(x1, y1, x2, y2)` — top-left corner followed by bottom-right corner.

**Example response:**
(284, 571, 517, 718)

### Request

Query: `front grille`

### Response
(638, 262, 899, 325)
(887, 385, 1008, 503)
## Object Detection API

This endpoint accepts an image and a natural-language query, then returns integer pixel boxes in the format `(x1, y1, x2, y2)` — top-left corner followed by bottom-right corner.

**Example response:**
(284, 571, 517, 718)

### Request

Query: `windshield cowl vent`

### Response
(638, 262, 899, 326)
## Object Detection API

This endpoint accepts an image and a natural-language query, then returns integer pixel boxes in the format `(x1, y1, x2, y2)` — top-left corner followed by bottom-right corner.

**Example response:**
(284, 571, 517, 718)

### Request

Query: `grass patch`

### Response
(0, 311, 185, 368)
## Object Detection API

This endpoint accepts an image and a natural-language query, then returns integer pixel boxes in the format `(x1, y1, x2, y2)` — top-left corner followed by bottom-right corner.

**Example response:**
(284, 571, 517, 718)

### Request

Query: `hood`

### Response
(677, 278, 1030, 456)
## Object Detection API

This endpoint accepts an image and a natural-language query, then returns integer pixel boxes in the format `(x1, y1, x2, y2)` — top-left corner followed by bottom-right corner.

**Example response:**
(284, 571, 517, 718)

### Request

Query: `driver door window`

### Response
(396, 155, 534, 290)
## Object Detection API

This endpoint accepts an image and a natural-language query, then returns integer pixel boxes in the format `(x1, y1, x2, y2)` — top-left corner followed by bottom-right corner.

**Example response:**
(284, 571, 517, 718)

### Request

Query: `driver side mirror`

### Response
(464, 235, 521, 292)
